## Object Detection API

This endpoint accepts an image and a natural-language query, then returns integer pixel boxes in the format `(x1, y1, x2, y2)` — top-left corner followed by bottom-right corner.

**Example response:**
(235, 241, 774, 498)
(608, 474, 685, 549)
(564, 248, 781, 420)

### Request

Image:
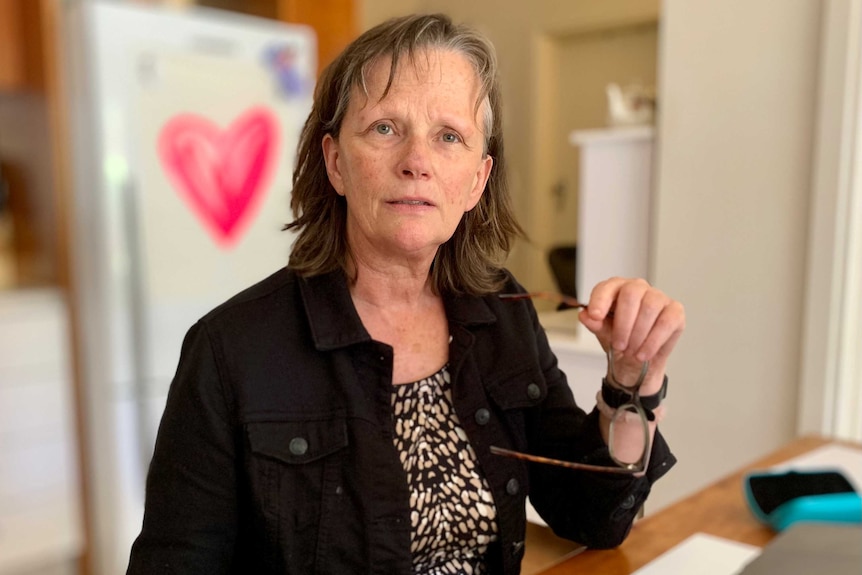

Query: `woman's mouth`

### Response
(389, 200, 432, 206)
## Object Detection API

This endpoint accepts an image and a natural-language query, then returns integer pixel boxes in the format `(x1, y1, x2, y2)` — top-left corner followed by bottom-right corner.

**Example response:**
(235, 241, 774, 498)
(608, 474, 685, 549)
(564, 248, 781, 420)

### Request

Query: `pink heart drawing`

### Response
(157, 107, 280, 247)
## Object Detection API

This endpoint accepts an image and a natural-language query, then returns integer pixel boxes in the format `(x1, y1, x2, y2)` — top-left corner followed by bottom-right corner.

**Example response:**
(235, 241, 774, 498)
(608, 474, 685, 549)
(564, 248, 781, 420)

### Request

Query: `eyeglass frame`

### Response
(488, 292, 652, 475)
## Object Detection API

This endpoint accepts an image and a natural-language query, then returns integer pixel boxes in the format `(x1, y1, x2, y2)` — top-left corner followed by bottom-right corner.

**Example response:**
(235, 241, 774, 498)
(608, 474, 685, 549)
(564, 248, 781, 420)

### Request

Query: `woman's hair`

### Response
(285, 13, 525, 295)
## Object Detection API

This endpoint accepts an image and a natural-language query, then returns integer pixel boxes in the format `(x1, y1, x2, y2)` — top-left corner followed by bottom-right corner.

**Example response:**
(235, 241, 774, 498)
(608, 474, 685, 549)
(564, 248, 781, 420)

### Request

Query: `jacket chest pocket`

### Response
(246, 416, 349, 555)
(485, 366, 547, 451)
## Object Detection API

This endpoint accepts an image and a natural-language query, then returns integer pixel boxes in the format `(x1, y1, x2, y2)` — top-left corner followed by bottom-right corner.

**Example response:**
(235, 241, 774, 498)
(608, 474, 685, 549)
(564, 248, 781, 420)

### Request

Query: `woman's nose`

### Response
(399, 136, 432, 179)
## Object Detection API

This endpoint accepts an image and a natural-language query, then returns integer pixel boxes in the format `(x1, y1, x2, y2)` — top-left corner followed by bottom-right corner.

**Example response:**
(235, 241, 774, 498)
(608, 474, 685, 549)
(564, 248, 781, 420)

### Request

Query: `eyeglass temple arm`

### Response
(497, 292, 587, 310)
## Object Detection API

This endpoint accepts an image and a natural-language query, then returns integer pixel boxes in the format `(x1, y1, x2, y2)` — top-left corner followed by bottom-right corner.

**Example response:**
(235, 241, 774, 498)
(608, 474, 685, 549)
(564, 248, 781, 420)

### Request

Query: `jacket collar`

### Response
(297, 268, 497, 351)
(298, 269, 369, 351)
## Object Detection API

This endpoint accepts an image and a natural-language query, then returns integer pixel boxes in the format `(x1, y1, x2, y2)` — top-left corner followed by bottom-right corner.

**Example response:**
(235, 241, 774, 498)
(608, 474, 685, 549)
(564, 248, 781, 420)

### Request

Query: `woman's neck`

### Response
(347, 249, 438, 310)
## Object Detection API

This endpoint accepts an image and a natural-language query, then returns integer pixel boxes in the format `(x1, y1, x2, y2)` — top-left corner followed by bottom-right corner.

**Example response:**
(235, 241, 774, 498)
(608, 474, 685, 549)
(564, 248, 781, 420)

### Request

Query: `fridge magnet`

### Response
(263, 43, 312, 99)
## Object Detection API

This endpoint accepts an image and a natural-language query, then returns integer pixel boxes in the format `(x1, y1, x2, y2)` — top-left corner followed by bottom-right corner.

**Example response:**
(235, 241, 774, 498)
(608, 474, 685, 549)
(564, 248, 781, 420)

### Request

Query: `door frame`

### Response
(798, 0, 862, 440)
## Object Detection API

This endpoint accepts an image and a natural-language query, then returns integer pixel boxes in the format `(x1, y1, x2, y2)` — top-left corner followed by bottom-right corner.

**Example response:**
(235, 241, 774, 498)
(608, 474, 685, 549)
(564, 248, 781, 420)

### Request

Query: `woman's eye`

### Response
(374, 124, 393, 135)
(442, 132, 461, 143)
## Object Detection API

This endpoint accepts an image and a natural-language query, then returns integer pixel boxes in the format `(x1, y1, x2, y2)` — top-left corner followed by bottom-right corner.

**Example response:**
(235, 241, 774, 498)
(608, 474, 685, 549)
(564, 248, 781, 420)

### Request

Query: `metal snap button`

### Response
(506, 478, 520, 495)
(289, 437, 309, 456)
(526, 383, 541, 399)
(475, 408, 491, 425)
(620, 494, 636, 510)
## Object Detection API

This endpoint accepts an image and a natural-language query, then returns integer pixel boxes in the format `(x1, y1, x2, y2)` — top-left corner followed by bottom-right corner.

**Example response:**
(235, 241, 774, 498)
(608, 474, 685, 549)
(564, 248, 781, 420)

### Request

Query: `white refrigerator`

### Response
(64, 2, 315, 573)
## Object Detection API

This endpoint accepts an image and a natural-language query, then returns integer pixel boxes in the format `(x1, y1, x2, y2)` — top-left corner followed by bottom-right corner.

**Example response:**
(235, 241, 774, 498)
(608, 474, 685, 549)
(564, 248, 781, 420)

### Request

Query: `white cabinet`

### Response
(570, 126, 654, 297)
(0, 289, 83, 574)
(526, 128, 654, 525)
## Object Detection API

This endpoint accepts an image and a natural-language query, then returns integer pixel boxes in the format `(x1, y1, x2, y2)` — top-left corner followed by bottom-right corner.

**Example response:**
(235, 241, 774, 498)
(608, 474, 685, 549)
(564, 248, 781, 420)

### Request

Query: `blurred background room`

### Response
(0, 0, 860, 574)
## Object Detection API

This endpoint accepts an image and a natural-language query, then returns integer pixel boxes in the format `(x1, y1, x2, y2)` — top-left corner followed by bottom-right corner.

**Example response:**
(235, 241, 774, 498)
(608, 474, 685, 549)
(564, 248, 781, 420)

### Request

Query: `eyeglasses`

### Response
(496, 291, 616, 317)
(489, 292, 651, 474)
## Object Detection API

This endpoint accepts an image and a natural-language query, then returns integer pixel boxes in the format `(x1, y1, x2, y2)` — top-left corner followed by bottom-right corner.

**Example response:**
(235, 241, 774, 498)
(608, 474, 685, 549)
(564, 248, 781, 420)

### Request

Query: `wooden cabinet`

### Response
(0, 0, 65, 290)
(277, 0, 356, 72)
(0, 0, 44, 91)
(198, 0, 357, 72)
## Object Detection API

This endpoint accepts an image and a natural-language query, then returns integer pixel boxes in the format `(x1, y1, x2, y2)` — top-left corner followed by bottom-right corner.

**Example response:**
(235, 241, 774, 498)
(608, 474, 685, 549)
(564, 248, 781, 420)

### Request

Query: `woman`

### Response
(128, 13, 684, 575)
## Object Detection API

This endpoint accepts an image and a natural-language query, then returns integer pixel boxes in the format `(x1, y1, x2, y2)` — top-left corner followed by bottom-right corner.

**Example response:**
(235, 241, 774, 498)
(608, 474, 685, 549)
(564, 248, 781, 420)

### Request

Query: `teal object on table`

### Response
(744, 469, 862, 532)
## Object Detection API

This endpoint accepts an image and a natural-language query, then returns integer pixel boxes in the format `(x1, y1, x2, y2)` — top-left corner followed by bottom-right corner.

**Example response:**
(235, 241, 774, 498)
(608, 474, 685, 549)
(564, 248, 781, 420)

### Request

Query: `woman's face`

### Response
(322, 49, 493, 265)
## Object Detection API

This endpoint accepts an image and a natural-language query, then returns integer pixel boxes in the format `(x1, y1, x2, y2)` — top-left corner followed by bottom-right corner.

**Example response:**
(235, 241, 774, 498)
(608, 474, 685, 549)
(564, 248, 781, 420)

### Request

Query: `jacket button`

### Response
(289, 437, 308, 456)
(620, 494, 636, 510)
(526, 383, 541, 399)
(475, 408, 491, 425)
(506, 478, 520, 495)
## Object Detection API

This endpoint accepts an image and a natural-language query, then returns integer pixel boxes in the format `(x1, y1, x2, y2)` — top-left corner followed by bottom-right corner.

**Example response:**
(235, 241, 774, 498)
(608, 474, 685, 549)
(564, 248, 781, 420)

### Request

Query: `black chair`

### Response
(548, 245, 578, 309)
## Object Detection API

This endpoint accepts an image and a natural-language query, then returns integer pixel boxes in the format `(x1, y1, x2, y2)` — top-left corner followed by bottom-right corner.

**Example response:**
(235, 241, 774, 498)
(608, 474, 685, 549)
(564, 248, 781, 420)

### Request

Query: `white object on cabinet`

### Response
(569, 126, 654, 299)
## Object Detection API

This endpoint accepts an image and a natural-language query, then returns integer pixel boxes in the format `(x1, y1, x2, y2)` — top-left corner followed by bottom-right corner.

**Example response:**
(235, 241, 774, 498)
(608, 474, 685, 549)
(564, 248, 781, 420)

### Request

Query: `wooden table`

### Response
(538, 436, 858, 574)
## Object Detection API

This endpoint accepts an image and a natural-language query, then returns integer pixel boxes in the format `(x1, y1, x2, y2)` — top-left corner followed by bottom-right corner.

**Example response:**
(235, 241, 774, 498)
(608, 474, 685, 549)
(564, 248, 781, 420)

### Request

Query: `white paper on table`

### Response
(631, 533, 761, 575)
(768, 444, 862, 491)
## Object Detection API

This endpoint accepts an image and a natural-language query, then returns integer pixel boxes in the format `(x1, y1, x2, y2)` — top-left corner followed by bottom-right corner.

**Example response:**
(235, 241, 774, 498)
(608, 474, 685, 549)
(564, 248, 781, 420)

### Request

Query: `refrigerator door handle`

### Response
(121, 175, 157, 468)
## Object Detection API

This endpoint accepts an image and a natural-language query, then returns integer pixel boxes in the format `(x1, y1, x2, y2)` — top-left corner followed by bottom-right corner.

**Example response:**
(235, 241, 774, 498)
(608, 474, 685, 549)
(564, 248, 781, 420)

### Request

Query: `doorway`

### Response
(530, 21, 659, 294)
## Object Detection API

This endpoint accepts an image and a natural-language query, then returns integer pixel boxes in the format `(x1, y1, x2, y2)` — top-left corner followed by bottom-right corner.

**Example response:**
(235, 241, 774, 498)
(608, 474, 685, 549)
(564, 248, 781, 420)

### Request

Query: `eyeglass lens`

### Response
(607, 348, 650, 470)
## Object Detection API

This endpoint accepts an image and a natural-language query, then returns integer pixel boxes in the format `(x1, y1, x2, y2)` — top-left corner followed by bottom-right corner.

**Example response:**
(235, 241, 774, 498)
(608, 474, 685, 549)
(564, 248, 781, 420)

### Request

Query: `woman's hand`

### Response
(578, 277, 685, 396)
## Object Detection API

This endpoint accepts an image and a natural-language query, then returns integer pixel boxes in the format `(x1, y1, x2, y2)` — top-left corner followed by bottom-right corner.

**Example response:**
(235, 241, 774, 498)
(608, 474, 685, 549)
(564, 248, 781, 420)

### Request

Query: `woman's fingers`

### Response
(580, 277, 685, 364)
(607, 279, 650, 353)
(632, 300, 686, 361)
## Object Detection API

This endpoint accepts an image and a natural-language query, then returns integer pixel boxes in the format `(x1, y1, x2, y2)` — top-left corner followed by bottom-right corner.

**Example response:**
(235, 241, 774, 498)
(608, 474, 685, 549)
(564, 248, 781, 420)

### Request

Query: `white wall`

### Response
(650, 0, 822, 506)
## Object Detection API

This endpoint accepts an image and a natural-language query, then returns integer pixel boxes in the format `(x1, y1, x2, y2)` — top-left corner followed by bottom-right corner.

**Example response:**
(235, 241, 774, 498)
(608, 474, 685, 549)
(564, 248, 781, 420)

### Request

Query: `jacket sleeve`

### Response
(523, 295, 677, 549)
(127, 321, 238, 574)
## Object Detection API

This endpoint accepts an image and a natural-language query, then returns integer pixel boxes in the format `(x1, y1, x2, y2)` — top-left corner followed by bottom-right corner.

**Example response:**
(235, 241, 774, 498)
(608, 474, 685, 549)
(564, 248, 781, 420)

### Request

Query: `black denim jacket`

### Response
(127, 267, 675, 574)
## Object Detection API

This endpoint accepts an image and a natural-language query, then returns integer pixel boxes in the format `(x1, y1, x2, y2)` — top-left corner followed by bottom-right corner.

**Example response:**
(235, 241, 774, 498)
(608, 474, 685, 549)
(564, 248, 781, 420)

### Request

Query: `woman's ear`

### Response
(322, 134, 345, 196)
(466, 154, 494, 211)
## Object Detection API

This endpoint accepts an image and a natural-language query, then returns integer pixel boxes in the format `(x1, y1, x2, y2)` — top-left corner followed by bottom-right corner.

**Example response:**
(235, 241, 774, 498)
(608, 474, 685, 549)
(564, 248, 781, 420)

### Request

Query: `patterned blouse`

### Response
(391, 366, 499, 574)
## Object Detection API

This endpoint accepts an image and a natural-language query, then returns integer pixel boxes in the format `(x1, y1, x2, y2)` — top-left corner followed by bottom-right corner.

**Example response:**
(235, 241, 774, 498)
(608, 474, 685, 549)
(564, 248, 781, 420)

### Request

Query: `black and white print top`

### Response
(391, 366, 499, 575)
